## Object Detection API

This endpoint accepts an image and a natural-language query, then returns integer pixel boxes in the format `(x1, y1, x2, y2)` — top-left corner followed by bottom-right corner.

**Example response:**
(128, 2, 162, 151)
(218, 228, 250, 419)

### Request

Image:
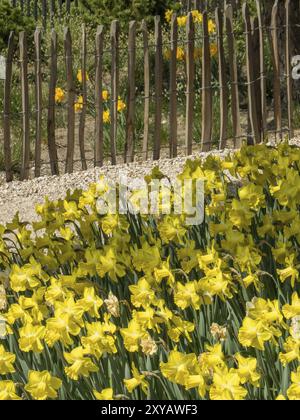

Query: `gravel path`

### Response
(0, 149, 233, 225)
(1, 138, 299, 226)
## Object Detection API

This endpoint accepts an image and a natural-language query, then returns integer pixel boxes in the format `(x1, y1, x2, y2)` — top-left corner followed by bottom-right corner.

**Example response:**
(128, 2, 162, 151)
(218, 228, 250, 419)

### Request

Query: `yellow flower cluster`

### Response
(165, 9, 216, 32)
(1, 143, 300, 400)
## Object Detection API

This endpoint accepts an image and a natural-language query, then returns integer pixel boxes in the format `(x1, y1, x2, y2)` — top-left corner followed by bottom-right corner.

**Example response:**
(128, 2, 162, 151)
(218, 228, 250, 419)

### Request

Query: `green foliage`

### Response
(78, 0, 181, 27)
(0, 1, 35, 52)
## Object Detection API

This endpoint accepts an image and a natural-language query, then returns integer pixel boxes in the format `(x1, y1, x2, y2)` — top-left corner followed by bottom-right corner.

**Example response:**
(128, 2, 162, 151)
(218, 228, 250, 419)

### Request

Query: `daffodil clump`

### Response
(55, 71, 126, 122)
(1, 143, 300, 400)
(164, 9, 218, 62)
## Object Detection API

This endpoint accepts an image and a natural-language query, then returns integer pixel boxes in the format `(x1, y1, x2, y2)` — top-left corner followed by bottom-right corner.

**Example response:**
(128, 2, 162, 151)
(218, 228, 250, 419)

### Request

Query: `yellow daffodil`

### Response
(25, 371, 62, 400)
(77, 69, 89, 83)
(102, 90, 109, 101)
(124, 363, 149, 395)
(160, 350, 198, 386)
(0, 381, 22, 400)
(235, 354, 261, 387)
(64, 346, 99, 380)
(210, 367, 247, 401)
(94, 388, 114, 400)
(18, 323, 45, 353)
(287, 367, 300, 400)
(0, 345, 15, 375)
(55, 87, 65, 103)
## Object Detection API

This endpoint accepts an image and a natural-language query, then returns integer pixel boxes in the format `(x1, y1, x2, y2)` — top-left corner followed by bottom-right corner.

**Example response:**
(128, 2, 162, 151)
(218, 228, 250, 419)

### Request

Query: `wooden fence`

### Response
(0, 1, 296, 182)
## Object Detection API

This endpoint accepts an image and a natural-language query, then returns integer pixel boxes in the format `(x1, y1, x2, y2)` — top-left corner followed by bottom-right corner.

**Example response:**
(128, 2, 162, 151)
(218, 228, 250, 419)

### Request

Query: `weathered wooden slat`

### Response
(19, 31, 30, 180)
(3, 32, 14, 182)
(285, 0, 293, 139)
(185, 12, 195, 156)
(256, 0, 267, 140)
(95, 25, 104, 167)
(47, 29, 59, 175)
(225, 4, 242, 147)
(170, 13, 178, 158)
(125, 21, 137, 163)
(110, 20, 119, 165)
(270, 0, 282, 140)
(78, 24, 87, 170)
(142, 20, 150, 160)
(251, 16, 262, 140)
(216, 7, 228, 149)
(243, 3, 260, 144)
(201, 11, 212, 152)
(34, 28, 42, 178)
(64, 27, 75, 173)
(154, 16, 163, 161)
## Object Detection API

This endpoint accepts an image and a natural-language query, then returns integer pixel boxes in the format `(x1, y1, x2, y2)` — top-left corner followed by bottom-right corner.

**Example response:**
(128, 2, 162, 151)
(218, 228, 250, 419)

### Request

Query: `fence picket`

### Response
(125, 21, 137, 163)
(110, 20, 119, 165)
(270, 0, 282, 140)
(185, 12, 195, 156)
(64, 27, 75, 173)
(78, 24, 87, 171)
(154, 16, 163, 161)
(3, 32, 14, 183)
(285, 0, 293, 139)
(142, 20, 150, 160)
(243, 4, 260, 144)
(95, 25, 104, 167)
(252, 16, 262, 140)
(225, 4, 242, 148)
(256, 0, 267, 140)
(216, 7, 228, 149)
(201, 11, 212, 152)
(34, 28, 42, 178)
(19, 31, 30, 180)
(47, 29, 59, 175)
(170, 13, 178, 158)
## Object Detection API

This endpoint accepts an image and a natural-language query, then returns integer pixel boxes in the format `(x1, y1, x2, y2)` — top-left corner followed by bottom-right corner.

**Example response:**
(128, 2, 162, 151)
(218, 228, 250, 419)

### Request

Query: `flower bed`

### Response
(0, 143, 300, 400)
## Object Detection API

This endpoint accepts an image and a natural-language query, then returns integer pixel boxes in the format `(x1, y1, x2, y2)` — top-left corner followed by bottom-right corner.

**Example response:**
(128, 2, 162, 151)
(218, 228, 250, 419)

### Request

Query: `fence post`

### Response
(19, 31, 30, 180)
(185, 12, 195, 156)
(78, 24, 87, 171)
(47, 29, 59, 175)
(216, 7, 228, 149)
(270, 0, 282, 140)
(64, 27, 75, 174)
(243, 3, 260, 144)
(285, 0, 293, 139)
(142, 20, 150, 160)
(170, 13, 178, 158)
(95, 25, 104, 167)
(225, 4, 242, 147)
(34, 28, 42, 178)
(256, 0, 267, 140)
(201, 11, 212, 152)
(125, 21, 137, 163)
(3, 32, 14, 183)
(154, 16, 163, 161)
(110, 20, 119, 165)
